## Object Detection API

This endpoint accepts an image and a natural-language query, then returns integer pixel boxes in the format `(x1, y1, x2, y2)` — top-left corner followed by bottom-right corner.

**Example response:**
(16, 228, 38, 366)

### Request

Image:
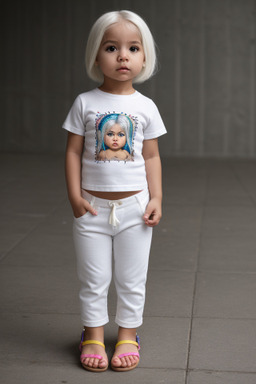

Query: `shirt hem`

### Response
(143, 130, 167, 140)
(82, 183, 148, 192)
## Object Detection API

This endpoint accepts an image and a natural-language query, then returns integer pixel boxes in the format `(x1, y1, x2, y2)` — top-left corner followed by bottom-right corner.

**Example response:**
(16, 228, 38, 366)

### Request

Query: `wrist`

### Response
(150, 195, 162, 202)
(69, 193, 83, 207)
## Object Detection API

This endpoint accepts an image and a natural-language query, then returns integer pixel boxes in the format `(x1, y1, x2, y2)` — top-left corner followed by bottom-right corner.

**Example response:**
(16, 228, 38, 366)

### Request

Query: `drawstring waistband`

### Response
(81, 189, 149, 228)
(109, 201, 122, 227)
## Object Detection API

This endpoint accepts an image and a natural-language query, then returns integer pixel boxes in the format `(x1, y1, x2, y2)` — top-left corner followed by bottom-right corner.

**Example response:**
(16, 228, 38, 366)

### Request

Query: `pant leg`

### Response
(73, 213, 113, 327)
(113, 200, 153, 328)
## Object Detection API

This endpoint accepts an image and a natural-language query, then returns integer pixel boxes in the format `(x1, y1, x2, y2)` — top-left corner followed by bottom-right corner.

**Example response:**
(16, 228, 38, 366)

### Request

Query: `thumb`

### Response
(143, 206, 152, 221)
(143, 201, 153, 217)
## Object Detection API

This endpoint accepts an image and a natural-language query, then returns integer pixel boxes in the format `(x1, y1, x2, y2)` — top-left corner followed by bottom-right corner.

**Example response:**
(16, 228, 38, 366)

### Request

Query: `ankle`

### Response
(117, 327, 137, 342)
(83, 326, 105, 343)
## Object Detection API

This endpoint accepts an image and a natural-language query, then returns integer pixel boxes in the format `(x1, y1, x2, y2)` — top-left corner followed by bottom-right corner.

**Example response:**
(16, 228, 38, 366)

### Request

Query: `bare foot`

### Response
(111, 327, 140, 370)
(80, 326, 108, 371)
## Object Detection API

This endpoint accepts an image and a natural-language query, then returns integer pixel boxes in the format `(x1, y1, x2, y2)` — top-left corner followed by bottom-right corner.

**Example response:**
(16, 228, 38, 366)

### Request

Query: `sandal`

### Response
(111, 335, 140, 372)
(79, 330, 108, 372)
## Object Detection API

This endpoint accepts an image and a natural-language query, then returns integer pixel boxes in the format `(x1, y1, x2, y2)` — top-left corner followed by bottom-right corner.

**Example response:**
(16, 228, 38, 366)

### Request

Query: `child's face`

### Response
(104, 124, 127, 150)
(95, 21, 145, 86)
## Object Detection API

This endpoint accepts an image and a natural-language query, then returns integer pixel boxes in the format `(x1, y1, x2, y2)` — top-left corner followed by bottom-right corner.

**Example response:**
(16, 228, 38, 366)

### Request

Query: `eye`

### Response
(130, 46, 139, 53)
(107, 132, 114, 137)
(106, 46, 116, 52)
(118, 132, 125, 137)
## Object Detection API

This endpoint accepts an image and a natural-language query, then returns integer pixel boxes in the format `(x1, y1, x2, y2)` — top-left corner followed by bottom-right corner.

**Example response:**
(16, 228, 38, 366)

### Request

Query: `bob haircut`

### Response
(85, 10, 157, 84)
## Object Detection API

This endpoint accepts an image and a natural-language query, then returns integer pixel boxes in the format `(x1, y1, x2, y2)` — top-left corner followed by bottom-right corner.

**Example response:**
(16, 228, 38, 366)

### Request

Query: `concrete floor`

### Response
(1, 154, 256, 384)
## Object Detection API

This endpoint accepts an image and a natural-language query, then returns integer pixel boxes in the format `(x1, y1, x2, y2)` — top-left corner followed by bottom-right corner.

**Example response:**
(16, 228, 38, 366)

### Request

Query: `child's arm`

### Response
(65, 132, 97, 218)
(142, 138, 163, 227)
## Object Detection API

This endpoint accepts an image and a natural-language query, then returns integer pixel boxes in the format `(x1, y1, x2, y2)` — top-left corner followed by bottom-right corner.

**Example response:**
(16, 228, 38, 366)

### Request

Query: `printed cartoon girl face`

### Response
(95, 112, 137, 161)
(104, 124, 127, 150)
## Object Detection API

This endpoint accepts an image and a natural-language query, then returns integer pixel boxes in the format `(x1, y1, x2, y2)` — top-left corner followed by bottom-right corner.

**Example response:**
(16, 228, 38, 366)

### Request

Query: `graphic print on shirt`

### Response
(95, 112, 138, 162)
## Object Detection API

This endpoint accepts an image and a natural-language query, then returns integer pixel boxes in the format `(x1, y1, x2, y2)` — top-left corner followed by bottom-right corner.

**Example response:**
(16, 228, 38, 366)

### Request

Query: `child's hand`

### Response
(143, 197, 162, 227)
(72, 196, 98, 219)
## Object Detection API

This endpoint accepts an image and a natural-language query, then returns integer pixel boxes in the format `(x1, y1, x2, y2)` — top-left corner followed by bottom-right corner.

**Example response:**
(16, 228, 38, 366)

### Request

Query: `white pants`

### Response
(73, 189, 152, 328)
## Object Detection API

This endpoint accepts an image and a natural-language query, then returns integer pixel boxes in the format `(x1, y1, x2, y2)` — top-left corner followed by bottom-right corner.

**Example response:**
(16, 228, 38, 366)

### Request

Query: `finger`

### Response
(143, 210, 156, 223)
(84, 202, 98, 216)
(145, 213, 161, 227)
(143, 210, 153, 222)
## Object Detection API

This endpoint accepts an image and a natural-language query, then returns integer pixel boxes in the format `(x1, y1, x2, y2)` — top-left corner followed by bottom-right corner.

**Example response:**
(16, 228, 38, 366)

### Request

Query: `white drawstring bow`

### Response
(109, 201, 122, 227)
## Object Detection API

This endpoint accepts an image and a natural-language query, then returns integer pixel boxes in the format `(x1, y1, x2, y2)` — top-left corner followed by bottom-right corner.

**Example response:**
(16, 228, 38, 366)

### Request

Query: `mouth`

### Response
(117, 67, 129, 72)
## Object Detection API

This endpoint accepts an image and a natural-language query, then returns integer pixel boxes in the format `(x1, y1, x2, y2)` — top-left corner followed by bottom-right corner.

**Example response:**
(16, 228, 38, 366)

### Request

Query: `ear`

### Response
(143, 53, 146, 67)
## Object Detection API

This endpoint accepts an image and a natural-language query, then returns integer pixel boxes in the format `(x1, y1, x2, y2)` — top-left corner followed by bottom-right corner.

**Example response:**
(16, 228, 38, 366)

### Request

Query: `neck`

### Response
(99, 79, 135, 95)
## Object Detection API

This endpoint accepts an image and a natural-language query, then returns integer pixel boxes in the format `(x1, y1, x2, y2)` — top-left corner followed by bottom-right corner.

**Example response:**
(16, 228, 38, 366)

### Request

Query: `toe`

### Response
(125, 356, 132, 367)
(92, 358, 99, 368)
(111, 356, 122, 368)
(83, 357, 90, 366)
(88, 357, 95, 367)
(127, 355, 138, 368)
(99, 358, 107, 368)
(121, 357, 128, 367)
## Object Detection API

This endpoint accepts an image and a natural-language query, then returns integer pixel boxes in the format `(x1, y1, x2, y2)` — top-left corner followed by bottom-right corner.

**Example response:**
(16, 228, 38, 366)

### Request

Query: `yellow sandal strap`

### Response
(115, 340, 139, 348)
(81, 340, 105, 349)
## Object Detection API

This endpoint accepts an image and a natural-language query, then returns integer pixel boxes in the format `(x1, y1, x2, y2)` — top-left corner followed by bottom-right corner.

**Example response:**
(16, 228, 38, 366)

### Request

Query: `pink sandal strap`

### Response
(80, 353, 104, 361)
(115, 336, 140, 360)
(117, 352, 140, 359)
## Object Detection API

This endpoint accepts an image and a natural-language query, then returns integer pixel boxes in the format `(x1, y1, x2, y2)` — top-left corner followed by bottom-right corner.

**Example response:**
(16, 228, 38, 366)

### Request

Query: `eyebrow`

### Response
(107, 129, 124, 132)
(102, 40, 142, 46)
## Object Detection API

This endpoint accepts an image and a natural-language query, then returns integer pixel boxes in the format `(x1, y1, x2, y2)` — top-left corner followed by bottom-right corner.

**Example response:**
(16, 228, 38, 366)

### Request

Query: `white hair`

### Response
(85, 10, 157, 84)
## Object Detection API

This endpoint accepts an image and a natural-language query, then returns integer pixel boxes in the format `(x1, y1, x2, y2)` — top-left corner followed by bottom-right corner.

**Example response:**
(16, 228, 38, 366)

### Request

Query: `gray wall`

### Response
(1, 0, 256, 157)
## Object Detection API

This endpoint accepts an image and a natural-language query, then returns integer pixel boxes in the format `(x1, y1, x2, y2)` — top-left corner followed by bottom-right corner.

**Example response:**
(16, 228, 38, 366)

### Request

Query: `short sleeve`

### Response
(62, 95, 85, 136)
(143, 100, 167, 140)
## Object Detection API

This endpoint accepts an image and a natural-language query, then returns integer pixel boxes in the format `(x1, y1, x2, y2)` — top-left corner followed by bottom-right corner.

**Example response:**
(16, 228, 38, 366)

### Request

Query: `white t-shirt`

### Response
(62, 88, 167, 192)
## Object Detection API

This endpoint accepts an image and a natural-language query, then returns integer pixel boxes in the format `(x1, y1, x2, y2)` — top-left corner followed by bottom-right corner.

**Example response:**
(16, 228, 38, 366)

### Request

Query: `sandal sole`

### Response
(82, 363, 109, 372)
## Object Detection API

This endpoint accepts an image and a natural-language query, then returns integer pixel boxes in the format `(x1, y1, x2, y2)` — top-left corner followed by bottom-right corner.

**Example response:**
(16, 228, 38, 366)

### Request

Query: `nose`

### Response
(118, 49, 128, 62)
(118, 55, 128, 62)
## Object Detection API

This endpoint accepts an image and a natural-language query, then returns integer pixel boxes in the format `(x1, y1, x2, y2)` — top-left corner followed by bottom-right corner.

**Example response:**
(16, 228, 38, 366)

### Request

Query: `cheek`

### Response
(98, 54, 113, 68)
